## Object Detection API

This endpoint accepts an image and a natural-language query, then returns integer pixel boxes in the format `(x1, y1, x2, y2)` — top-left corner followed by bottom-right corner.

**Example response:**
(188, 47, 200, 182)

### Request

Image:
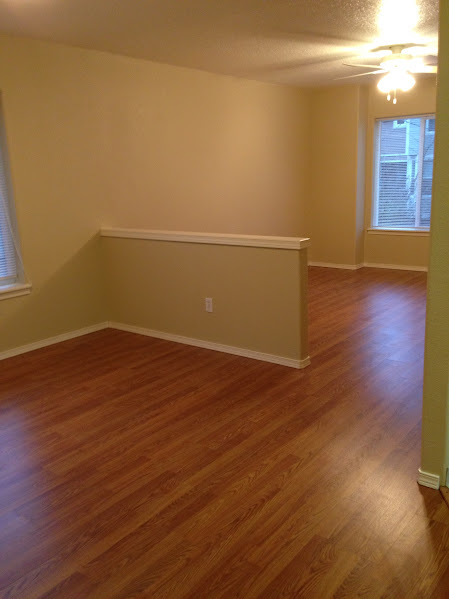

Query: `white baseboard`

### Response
(418, 468, 440, 489)
(108, 321, 310, 370)
(309, 261, 428, 272)
(308, 262, 363, 270)
(0, 320, 310, 370)
(0, 322, 109, 361)
(363, 262, 428, 272)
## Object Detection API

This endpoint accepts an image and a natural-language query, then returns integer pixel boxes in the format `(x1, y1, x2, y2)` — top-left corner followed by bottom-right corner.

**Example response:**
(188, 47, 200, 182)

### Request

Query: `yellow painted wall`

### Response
(0, 34, 311, 355)
(305, 79, 437, 269)
(0, 36, 107, 352)
(363, 78, 437, 268)
(307, 85, 366, 266)
(364, 232, 429, 268)
(102, 61, 311, 236)
(420, 0, 449, 484)
(102, 237, 308, 362)
(0, 31, 442, 367)
(355, 86, 368, 266)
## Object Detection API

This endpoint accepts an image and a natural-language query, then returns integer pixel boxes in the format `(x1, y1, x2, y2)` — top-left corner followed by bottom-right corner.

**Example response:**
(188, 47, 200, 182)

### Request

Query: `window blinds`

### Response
(374, 116, 435, 229)
(0, 139, 17, 284)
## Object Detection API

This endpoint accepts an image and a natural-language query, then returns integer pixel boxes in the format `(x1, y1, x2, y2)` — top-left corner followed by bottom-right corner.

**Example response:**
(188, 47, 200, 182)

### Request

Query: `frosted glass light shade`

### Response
(377, 71, 416, 93)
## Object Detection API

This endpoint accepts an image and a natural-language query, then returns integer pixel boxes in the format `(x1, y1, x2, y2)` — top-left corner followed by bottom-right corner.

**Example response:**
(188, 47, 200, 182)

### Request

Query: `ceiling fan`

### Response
(337, 43, 438, 103)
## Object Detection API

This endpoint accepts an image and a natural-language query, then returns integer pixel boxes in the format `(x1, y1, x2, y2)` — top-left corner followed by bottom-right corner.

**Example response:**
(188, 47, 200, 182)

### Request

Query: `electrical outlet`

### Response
(205, 297, 213, 313)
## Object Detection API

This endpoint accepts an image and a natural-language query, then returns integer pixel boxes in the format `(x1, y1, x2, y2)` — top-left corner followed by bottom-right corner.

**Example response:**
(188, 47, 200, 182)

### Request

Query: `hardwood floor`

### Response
(1, 266, 448, 598)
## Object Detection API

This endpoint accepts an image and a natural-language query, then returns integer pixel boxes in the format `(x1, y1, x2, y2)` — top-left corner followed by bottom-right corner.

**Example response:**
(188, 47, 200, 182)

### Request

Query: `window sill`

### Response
(367, 228, 430, 237)
(0, 283, 32, 301)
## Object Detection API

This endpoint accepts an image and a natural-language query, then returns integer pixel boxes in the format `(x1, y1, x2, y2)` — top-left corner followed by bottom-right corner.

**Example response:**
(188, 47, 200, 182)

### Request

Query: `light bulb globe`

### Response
(398, 72, 416, 91)
(377, 73, 395, 93)
(377, 71, 416, 94)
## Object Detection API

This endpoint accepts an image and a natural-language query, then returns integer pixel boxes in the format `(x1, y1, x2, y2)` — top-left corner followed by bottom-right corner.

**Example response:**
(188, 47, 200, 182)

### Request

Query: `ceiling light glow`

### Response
(378, 0, 419, 41)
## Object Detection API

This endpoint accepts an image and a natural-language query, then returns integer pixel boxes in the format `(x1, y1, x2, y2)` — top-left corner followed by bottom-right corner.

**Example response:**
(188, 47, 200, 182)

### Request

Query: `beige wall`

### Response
(421, 0, 449, 485)
(0, 34, 311, 354)
(0, 31, 440, 367)
(306, 79, 437, 269)
(363, 78, 437, 268)
(306, 85, 367, 266)
(364, 232, 429, 268)
(103, 237, 308, 362)
(355, 87, 368, 265)
(0, 36, 107, 352)
(102, 60, 311, 236)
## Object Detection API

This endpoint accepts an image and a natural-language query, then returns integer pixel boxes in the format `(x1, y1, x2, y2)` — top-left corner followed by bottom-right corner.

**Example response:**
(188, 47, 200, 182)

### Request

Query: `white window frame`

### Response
(372, 113, 435, 232)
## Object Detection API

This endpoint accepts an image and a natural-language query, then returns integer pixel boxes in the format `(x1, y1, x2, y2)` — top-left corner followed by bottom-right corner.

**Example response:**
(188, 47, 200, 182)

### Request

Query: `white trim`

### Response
(363, 262, 428, 272)
(372, 119, 381, 228)
(418, 468, 440, 490)
(308, 262, 363, 270)
(0, 322, 109, 361)
(0, 282, 31, 301)
(0, 321, 309, 369)
(100, 228, 311, 251)
(367, 228, 430, 237)
(414, 118, 426, 228)
(376, 113, 436, 123)
(108, 321, 310, 370)
(309, 261, 427, 272)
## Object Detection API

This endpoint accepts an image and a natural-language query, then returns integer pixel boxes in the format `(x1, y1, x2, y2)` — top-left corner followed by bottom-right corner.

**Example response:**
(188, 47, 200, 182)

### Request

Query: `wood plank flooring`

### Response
(1, 266, 449, 598)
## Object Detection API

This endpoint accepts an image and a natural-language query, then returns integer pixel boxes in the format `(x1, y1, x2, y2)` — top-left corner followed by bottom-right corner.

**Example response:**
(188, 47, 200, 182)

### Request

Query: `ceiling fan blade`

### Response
(410, 65, 438, 73)
(343, 63, 385, 70)
(371, 43, 426, 53)
(406, 45, 439, 57)
(335, 70, 387, 80)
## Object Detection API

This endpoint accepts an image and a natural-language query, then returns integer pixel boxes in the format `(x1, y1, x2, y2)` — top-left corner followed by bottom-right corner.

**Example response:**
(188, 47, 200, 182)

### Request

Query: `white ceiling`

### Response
(0, 0, 439, 86)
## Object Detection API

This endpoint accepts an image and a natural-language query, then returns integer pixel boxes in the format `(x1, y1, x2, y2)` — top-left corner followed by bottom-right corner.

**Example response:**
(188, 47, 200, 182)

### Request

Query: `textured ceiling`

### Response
(0, 0, 439, 86)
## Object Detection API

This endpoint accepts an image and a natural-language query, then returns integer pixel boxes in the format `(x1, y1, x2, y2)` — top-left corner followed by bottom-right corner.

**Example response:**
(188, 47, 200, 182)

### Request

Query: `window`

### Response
(372, 115, 435, 230)
(0, 103, 27, 295)
(426, 119, 435, 133)
(0, 159, 17, 286)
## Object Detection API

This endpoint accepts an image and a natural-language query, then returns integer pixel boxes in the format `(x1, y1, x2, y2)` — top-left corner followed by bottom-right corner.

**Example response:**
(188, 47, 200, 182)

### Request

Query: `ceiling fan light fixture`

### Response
(377, 71, 416, 96)
(377, 72, 394, 93)
(399, 71, 416, 91)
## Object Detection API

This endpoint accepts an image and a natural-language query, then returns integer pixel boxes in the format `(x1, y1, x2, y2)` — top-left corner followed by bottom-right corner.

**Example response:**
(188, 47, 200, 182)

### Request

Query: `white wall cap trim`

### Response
(367, 228, 430, 237)
(108, 321, 310, 370)
(100, 227, 311, 250)
(417, 468, 440, 490)
(0, 322, 108, 361)
(0, 282, 32, 301)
